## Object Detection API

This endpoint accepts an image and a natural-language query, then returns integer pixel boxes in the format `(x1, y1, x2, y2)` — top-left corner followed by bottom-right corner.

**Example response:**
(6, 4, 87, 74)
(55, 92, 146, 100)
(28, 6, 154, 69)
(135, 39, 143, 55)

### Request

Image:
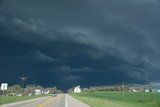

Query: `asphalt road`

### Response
(0, 94, 90, 107)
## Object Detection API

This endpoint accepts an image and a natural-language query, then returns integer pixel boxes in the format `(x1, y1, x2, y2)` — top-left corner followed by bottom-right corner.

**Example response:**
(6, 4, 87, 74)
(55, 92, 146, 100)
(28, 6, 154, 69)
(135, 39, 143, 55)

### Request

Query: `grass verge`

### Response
(0, 95, 48, 105)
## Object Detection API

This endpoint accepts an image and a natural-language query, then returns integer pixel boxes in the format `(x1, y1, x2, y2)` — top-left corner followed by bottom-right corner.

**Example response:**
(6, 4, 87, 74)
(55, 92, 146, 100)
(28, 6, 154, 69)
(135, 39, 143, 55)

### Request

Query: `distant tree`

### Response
(24, 85, 36, 95)
(36, 86, 44, 90)
(83, 88, 89, 92)
(0, 90, 2, 96)
(149, 88, 152, 92)
(45, 86, 62, 94)
(68, 88, 74, 93)
(7, 85, 23, 95)
(56, 90, 62, 93)
(53, 86, 57, 92)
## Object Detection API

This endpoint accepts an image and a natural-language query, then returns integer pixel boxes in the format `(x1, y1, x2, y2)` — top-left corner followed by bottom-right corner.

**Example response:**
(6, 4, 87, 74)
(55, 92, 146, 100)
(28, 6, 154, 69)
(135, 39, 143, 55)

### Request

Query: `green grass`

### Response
(0, 95, 47, 105)
(70, 91, 160, 107)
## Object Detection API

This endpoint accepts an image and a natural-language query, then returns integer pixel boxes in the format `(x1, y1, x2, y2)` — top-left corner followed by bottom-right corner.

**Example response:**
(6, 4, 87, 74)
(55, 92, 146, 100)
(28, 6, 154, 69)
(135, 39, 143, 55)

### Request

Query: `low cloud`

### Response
(0, 0, 4, 5)
(147, 82, 160, 88)
(55, 65, 94, 73)
(64, 75, 81, 82)
(35, 51, 53, 61)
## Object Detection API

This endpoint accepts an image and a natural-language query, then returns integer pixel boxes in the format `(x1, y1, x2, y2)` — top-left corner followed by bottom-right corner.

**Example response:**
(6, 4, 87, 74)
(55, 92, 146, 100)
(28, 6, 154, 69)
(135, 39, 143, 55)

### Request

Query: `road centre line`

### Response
(38, 95, 60, 107)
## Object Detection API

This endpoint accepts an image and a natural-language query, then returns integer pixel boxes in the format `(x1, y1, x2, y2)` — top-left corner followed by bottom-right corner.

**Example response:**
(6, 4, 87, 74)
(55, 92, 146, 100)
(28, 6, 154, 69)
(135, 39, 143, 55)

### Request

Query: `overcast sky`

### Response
(0, 0, 160, 89)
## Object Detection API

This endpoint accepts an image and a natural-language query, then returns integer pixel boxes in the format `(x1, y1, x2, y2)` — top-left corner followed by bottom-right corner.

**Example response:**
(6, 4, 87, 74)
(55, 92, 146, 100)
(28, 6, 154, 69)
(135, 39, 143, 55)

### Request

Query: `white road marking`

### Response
(65, 94, 68, 107)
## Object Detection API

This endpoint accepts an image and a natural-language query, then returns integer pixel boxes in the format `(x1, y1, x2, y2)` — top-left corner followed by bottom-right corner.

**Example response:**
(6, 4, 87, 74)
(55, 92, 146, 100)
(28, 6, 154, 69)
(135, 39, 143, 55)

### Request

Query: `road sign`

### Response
(1, 83, 8, 90)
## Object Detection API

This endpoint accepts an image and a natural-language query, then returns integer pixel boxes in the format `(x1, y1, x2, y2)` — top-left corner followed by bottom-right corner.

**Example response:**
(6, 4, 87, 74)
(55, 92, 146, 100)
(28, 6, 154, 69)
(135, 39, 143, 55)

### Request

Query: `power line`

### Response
(0, 74, 18, 81)
(0, 71, 19, 78)
(0, 68, 20, 77)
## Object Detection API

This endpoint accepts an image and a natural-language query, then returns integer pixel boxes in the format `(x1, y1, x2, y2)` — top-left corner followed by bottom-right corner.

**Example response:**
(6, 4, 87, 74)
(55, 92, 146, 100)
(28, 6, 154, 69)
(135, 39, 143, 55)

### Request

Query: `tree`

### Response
(68, 88, 73, 93)
(24, 85, 36, 95)
(7, 85, 23, 95)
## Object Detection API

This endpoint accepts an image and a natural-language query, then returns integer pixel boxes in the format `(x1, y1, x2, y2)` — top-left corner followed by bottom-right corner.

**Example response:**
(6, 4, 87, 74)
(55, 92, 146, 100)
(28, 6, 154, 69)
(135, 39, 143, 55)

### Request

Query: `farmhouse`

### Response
(132, 89, 138, 92)
(42, 90, 50, 94)
(152, 89, 160, 92)
(145, 89, 150, 92)
(74, 85, 82, 93)
(129, 87, 139, 92)
(35, 89, 41, 95)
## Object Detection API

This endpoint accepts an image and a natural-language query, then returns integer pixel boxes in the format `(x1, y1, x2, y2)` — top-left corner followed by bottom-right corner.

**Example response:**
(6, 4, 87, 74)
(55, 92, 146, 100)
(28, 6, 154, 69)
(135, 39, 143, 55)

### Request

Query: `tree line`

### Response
(0, 84, 62, 96)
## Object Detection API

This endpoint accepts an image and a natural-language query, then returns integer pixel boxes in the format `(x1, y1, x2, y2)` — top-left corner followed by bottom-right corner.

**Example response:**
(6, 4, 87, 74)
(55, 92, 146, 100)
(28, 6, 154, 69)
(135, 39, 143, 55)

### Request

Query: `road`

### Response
(0, 94, 90, 107)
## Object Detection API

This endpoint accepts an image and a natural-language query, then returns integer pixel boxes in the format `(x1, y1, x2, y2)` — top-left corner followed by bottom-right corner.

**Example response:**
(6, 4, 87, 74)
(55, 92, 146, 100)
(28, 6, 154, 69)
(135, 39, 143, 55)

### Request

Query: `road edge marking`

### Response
(65, 94, 68, 107)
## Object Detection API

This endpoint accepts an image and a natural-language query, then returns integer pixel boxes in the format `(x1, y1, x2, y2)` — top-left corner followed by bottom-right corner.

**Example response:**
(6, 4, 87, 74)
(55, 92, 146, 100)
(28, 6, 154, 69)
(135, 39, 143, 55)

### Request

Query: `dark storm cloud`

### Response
(35, 51, 54, 61)
(1, 0, 160, 89)
(0, 0, 4, 5)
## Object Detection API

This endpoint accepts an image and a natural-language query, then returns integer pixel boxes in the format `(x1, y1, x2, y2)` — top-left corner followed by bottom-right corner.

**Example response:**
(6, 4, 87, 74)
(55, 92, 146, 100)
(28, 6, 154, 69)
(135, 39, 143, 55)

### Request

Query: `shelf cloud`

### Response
(0, 0, 160, 89)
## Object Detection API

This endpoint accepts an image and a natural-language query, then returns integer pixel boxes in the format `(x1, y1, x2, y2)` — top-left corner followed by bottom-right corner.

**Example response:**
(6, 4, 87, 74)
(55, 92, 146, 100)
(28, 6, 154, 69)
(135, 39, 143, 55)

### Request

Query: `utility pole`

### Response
(122, 81, 125, 99)
(19, 76, 27, 88)
(19, 76, 27, 99)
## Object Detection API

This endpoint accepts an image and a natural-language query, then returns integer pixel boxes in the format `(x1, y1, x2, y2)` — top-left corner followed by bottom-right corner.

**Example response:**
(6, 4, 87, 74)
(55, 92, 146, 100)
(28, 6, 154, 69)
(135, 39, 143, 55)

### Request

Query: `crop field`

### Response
(71, 91, 160, 107)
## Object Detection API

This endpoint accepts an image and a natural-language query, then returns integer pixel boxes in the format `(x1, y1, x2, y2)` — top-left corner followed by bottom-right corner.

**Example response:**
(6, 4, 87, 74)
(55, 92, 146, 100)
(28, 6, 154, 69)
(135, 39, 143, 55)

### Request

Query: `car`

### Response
(51, 93, 57, 97)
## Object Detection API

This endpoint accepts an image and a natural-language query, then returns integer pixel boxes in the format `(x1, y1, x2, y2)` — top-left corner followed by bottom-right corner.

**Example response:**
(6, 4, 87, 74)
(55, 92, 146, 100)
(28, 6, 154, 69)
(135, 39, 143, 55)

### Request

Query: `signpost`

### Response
(1, 83, 8, 97)
(1, 83, 8, 90)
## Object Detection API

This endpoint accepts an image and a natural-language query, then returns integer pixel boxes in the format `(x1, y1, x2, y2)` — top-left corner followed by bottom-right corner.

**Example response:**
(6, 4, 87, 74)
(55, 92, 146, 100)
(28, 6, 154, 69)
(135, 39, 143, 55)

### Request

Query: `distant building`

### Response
(16, 94, 22, 96)
(153, 89, 160, 93)
(132, 89, 138, 92)
(42, 90, 50, 94)
(145, 89, 150, 92)
(35, 89, 41, 95)
(74, 85, 82, 93)
(129, 87, 139, 92)
(28, 93, 32, 96)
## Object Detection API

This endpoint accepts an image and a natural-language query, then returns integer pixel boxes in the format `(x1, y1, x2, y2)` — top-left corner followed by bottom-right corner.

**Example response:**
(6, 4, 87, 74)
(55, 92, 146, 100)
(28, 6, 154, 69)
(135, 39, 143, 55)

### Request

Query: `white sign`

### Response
(1, 83, 8, 90)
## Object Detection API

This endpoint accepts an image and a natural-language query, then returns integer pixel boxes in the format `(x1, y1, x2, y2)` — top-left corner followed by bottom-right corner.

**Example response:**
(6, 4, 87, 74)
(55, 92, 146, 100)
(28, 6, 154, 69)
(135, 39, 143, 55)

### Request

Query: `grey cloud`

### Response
(35, 51, 53, 61)
(64, 75, 80, 82)
(1, 0, 160, 88)
(12, 17, 46, 33)
(0, 14, 115, 52)
(55, 65, 94, 73)
(147, 82, 160, 88)
(0, 0, 4, 5)
(0, 12, 159, 83)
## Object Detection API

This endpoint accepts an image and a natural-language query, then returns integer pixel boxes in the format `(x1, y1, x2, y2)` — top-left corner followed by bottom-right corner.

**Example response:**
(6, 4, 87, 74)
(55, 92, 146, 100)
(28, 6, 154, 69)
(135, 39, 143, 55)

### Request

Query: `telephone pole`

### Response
(19, 76, 27, 88)
(19, 76, 27, 99)
(122, 81, 125, 99)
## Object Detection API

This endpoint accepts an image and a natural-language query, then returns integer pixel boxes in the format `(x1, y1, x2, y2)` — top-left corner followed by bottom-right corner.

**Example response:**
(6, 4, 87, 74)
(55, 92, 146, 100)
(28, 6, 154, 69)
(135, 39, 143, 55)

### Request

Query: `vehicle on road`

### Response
(51, 93, 57, 97)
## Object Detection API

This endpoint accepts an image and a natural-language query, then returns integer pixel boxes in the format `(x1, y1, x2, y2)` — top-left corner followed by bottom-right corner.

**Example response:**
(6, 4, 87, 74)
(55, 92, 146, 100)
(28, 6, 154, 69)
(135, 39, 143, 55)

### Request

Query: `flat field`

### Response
(71, 91, 160, 107)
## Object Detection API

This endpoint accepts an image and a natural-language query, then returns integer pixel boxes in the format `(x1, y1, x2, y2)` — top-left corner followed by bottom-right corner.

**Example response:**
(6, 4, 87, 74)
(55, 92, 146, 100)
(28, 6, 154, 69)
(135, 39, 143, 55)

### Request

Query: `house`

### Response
(152, 89, 160, 92)
(157, 89, 160, 92)
(129, 87, 139, 92)
(9, 93, 15, 96)
(28, 93, 32, 96)
(42, 90, 50, 94)
(74, 85, 82, 93)
(132, 89, 138, 92)
(16, 94, 22, 96)
(145, 89, 150, 92)
(35, 89, 41, 95)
